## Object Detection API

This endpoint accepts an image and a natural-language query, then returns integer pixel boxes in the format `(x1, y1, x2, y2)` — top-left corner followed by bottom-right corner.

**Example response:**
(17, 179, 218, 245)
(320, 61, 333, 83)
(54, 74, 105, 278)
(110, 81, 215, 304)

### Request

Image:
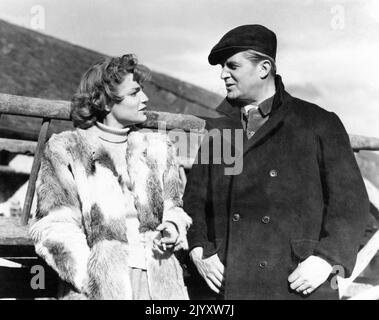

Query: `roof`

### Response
(0, 19, 222, 139)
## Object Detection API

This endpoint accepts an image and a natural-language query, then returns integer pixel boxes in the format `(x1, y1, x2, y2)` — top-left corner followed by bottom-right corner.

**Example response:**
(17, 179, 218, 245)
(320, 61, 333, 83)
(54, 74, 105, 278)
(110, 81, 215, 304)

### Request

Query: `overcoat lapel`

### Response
(214, 98, 244, 152)
(242, 101, 289, 156)
(242, 75, 292, 155)
(215, 99, 242, 130)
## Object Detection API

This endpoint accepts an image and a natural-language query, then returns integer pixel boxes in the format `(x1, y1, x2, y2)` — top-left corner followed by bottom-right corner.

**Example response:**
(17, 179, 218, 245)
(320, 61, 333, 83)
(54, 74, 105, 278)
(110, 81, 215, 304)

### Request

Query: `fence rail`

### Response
(1, 92, 379, 299)
(2, 93, 379, 225)
(1, 93, 379, 153)
(0, 93, 70, 120)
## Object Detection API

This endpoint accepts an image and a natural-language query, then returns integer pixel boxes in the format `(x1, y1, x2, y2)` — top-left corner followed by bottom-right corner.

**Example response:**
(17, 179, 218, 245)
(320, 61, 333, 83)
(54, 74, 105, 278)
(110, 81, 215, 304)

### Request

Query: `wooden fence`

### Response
(1, 92, 379, 299)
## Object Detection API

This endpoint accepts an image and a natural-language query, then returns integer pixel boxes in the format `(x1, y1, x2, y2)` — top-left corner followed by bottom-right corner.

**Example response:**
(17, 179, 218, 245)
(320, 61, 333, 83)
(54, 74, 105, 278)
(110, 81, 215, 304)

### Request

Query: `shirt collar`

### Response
(241, 94, 275, 118)
(258, 94, 275, 117)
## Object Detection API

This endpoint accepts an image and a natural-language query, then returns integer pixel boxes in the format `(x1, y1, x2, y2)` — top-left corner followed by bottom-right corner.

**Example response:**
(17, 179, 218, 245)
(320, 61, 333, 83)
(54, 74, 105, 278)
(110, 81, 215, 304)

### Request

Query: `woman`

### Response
(30, 54, 192, 300)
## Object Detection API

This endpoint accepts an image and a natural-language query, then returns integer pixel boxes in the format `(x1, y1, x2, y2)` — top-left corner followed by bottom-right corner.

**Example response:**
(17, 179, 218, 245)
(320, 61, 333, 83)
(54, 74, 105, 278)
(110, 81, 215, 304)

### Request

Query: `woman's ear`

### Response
(104, 104, 111, 112)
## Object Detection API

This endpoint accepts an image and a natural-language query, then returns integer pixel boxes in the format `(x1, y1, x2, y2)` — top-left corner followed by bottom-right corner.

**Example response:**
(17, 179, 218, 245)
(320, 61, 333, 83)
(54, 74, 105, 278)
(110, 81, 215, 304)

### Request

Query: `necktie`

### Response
(243, 107, 265, 138)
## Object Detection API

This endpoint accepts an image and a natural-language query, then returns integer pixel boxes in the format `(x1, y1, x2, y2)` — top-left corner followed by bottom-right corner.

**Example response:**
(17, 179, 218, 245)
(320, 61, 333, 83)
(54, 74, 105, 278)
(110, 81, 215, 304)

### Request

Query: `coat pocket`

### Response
(290, 239, 319, 262)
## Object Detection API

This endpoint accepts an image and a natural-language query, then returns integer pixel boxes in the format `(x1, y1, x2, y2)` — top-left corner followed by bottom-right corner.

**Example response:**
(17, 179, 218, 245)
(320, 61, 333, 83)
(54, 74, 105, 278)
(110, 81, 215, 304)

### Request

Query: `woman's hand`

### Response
(153, 221, 179, 253)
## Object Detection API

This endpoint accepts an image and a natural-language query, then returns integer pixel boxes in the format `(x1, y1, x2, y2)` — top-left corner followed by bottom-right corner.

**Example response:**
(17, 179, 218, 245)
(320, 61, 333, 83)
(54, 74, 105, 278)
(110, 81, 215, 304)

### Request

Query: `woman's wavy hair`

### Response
(70, 54, 151, 128)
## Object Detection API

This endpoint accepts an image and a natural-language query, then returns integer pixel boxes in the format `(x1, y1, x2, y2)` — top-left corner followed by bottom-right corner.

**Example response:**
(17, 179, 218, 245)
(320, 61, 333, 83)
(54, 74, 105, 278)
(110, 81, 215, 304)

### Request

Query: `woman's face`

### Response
(104, 73, 149, 128)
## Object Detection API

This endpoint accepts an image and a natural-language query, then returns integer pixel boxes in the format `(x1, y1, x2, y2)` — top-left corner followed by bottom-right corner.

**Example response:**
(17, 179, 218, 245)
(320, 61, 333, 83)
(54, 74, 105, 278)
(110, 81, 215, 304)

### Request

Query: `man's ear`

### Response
(259, 60, 271, 79)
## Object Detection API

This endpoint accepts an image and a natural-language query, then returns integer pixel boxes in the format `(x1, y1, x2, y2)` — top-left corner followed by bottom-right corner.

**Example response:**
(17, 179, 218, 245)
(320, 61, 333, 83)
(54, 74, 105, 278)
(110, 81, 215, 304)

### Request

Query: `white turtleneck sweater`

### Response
(87, 122, 148, 270)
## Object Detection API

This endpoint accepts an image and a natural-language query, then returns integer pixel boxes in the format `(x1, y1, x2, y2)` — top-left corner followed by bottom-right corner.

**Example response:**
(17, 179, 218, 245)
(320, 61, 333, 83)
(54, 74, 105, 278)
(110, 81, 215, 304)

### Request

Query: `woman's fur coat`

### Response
(29, 127, 192, 299)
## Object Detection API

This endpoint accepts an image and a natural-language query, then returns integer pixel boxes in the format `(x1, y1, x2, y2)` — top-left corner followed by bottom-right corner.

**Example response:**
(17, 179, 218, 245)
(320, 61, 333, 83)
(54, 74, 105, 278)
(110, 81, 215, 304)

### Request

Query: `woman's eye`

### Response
(129, 88, 140, 96)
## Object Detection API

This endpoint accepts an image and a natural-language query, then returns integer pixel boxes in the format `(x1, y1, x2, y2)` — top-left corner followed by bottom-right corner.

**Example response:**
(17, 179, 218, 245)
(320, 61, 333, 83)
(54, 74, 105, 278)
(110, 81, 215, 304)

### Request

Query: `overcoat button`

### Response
(269, 169, 278, 177)
(261, 216, 270, 224)
(232, 213, 240, 222)
(259, 261, 268, 268)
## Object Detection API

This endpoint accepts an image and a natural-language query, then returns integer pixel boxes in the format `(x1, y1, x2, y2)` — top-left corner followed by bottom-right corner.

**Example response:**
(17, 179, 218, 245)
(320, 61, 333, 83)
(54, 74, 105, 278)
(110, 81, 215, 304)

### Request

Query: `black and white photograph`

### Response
(0, 0, 379, 303)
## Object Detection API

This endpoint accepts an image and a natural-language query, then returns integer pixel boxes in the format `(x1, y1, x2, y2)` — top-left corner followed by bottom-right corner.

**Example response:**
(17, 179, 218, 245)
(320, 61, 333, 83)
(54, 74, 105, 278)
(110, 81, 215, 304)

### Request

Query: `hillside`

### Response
(0, 18, 378, 194)
(0, 19, 222, 141)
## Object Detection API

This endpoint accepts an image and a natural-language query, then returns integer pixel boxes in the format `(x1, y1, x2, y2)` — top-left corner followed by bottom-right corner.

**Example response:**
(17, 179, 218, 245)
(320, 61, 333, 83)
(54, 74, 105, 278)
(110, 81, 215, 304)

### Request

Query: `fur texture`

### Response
(30, 128, 191, 299)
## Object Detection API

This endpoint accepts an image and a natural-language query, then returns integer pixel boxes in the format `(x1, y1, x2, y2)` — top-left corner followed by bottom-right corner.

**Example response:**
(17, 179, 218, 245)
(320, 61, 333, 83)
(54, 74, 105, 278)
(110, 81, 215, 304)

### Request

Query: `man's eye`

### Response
(225, 63, 238, 70)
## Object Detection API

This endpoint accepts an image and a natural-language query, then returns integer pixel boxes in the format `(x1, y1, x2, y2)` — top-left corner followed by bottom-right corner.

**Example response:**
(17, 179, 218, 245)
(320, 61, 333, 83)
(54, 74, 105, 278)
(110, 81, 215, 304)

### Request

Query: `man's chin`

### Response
(226, 94, 242, 105)
(226, 92, 237, 99)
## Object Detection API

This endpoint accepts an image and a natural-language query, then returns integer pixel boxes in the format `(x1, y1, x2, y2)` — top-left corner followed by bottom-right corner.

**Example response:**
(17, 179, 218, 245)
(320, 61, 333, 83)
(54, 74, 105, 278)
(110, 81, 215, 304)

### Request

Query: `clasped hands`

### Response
(152, 166, 188, 254)
(153, 221, 181, 254)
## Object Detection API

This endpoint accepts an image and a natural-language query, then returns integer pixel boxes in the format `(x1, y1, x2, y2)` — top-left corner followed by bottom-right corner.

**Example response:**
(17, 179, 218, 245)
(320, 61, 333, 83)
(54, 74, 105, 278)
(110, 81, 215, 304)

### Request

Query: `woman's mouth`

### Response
(138, 105, 147, 112)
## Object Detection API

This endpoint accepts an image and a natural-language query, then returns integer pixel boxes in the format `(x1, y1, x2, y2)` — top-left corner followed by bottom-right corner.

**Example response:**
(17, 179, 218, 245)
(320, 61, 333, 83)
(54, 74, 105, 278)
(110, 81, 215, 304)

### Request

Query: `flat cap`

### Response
(208, 24, 277, 65)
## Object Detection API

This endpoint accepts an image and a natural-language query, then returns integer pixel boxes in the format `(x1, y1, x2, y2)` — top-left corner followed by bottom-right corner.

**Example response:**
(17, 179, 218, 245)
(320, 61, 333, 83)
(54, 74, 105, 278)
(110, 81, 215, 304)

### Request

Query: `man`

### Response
(183, 24, 370, 299)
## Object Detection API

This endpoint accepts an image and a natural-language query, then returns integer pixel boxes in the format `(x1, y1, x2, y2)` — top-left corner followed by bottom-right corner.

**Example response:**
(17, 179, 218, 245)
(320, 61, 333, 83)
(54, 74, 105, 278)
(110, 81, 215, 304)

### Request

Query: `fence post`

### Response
(21, 118, 50, 225)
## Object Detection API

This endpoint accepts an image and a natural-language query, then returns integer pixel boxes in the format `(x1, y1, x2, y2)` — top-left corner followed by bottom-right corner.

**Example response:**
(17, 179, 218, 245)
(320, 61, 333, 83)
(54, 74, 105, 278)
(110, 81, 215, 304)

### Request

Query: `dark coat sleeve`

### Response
(313, 112, 370, 277)
(183, 133, 219, 258)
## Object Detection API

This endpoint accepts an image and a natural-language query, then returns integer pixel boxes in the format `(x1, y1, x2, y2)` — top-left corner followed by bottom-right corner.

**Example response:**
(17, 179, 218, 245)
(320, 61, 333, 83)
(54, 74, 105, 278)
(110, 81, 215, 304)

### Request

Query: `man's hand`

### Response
(288, 255, 333, 295)
(190, 247, 225, 294)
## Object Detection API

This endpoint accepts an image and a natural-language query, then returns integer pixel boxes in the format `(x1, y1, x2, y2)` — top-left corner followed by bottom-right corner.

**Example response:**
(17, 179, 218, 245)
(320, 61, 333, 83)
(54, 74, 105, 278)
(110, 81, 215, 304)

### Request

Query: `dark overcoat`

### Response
(183, 75, 370, 300)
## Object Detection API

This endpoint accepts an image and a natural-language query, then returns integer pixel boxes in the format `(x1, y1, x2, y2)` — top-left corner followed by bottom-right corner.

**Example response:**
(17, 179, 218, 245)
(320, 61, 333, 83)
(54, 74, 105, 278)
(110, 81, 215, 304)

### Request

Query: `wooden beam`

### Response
(1, 93, 379, 150)
(0, 138, 37, 154)
(1, 133, 379, 161)
(0, 93, 208, 132)
(0, 218, 32, 247)
(349, 284, 379, 300)
(339, 229, 379, 298)
(350, 135, 379, 151)
(143, 111, 206, 132)
(0, 165, 21, 174)
(0, 125, 41, 141)
(0, 258, 23, 268)
(0, 93, 70, 120)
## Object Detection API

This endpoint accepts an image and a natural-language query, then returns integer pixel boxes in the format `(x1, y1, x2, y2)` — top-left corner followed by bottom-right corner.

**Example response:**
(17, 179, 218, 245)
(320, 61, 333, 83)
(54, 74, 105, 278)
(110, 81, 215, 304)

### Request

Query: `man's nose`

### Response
(220, 67, 230, 80)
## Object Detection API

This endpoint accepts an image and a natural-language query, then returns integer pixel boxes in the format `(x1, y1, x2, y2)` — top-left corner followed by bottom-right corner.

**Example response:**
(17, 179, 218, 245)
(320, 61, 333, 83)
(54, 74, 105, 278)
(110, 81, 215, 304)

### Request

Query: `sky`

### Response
(0, 0, 378, 137)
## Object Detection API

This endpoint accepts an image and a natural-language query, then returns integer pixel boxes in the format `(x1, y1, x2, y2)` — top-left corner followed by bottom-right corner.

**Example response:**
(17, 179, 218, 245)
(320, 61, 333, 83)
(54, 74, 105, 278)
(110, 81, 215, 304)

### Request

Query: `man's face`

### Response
(220, 51, 261, 104)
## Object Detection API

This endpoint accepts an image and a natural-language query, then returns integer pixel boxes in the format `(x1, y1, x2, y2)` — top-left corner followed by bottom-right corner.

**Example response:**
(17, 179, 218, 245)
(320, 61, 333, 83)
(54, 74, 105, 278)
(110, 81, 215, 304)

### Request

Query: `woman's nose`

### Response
(140, 90, 149, 103)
